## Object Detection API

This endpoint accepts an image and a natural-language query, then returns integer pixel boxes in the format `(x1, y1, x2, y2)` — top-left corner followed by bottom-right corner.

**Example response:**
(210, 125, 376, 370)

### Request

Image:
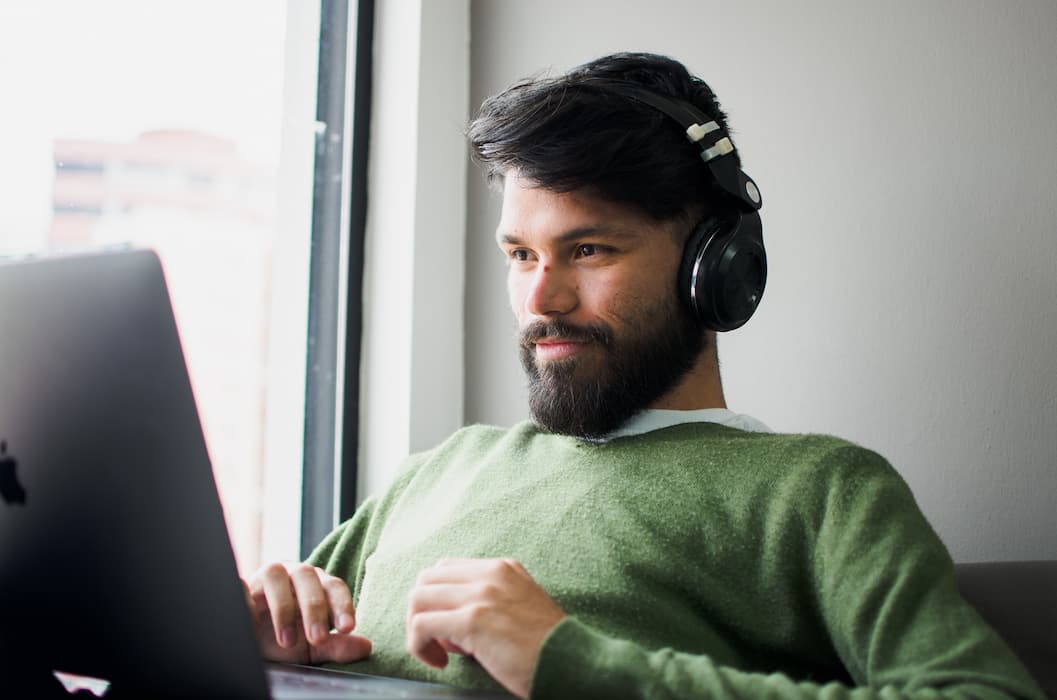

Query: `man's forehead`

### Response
(494, 180, 685, 246)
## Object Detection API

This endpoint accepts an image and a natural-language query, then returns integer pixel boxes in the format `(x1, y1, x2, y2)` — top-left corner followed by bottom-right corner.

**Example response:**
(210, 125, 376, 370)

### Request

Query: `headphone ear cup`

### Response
(678, 217, 715, 318)
(680, 211, 767, 331)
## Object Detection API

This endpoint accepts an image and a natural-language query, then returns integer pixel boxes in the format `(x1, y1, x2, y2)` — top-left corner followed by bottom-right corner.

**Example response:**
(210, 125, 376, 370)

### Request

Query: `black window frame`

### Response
(300, 0, 374, 558)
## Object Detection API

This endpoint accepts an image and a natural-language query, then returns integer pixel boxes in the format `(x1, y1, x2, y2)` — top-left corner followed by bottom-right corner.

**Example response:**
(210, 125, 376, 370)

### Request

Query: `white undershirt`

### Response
(597, 408, 771, 442)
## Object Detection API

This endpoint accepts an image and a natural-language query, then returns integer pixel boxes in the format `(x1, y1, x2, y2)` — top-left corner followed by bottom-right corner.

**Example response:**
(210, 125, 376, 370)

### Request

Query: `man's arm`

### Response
(403, 556, 1044, 700)
(530, 616, 1044, 700)
(402, 447, 1046, 700)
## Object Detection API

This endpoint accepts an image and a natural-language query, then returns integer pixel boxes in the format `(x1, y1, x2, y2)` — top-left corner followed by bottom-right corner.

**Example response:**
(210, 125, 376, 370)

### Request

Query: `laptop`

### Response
(0, 249, 510, 699)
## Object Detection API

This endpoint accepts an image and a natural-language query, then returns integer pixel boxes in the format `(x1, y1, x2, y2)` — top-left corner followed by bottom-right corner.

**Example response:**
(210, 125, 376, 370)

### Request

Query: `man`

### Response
(247, 53, 1044, 699)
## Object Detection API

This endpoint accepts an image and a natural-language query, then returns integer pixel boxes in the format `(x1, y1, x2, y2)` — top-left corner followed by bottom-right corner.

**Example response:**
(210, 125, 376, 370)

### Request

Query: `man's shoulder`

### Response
(652, 425, 918, 529)
(642, 421, 871, 455)
(733, 430, 913, 511)
(405, 420, 544, 465)
(640, 422, 900, 486)
(427, 420, 537, 448)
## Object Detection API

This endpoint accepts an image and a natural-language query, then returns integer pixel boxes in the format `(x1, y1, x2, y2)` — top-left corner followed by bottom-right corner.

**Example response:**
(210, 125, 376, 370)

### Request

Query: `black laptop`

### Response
(0, 249, 509, 699)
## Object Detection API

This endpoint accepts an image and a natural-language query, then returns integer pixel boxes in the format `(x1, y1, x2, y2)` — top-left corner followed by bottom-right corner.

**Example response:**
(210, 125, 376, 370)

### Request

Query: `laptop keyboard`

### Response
(267, 665, 491, 699)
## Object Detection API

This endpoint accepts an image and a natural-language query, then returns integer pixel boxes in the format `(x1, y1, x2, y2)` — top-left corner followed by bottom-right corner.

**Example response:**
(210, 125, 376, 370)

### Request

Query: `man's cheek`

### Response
(507, 279, 527, 317)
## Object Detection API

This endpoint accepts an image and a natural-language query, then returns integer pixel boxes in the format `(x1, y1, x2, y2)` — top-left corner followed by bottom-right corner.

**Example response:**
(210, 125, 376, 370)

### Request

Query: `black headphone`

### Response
(601, 83, 767, 331)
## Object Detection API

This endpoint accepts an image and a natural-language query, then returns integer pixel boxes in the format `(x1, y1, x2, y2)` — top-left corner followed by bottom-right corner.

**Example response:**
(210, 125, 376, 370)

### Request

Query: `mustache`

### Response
(519, 319, 612, 349)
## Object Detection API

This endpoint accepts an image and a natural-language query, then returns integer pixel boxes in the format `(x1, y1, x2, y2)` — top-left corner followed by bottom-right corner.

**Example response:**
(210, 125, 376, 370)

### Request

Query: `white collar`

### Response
(595, 408, 771, 442)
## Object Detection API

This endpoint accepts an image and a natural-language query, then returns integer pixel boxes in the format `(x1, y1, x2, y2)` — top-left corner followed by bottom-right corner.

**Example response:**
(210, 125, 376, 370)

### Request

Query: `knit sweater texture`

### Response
(307, 421, 1044, 699)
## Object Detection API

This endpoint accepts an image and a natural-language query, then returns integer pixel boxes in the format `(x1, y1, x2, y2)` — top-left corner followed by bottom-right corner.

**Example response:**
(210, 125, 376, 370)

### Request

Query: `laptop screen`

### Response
(0, 249, 270, 698)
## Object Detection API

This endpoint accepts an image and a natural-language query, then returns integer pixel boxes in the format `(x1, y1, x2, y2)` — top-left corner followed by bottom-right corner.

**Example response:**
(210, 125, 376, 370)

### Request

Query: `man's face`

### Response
(496, 173, 705, 439)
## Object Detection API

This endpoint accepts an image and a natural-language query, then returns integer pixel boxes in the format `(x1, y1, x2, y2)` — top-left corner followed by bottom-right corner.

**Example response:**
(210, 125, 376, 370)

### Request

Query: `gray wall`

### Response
(463, 0, 1057, 562)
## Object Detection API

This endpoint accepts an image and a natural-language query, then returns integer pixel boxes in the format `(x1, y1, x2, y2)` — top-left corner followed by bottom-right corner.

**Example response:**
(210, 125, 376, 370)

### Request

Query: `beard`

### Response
(519, 294, 706, 440)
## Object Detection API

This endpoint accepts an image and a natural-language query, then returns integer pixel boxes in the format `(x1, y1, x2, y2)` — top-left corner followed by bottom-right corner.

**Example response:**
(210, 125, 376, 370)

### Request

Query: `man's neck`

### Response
(648, 342, 726, 411)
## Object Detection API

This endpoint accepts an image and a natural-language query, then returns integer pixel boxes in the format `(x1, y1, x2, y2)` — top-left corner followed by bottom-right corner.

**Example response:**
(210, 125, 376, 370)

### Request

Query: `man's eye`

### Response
(577, 244, 599, 257)
(510, 249, 530, 262)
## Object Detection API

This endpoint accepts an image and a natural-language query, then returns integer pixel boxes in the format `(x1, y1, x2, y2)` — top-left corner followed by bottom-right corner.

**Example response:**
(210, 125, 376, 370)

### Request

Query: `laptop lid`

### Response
(0, 249, 514, 700)
(0, 248, 270, 698)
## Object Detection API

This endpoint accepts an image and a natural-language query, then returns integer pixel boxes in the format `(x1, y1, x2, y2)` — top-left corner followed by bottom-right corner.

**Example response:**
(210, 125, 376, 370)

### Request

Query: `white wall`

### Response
(462, 0, 1057, 562)
(357, 0, 469, 501)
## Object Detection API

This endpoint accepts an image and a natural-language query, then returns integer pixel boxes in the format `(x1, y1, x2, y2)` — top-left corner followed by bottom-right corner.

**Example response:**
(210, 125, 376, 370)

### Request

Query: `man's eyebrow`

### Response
(496, 226, 642, 246)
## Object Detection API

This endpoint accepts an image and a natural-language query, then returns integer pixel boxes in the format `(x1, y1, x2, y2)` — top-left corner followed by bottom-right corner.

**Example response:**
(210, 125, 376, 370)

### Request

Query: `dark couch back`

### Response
(956, 560, 1056, 698)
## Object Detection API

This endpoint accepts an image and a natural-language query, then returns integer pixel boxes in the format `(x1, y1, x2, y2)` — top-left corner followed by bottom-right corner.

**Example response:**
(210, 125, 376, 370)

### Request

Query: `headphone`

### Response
(599, 83, 767, 331)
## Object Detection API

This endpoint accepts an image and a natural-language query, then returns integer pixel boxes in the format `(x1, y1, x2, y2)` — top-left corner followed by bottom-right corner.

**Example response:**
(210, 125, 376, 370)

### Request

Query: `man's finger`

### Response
(257, 562, 302, 648)
(308, 632, 373, 665)
(408, 582, 477, 615)
(320, 572, 357, 633)
(288, 564, 335, 644)
(406, 609, 463, 669)
(405, 582, 472, 646)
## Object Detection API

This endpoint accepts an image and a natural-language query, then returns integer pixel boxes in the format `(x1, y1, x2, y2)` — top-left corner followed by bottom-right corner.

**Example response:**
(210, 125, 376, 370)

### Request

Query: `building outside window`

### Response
(0, 1, 328, 573)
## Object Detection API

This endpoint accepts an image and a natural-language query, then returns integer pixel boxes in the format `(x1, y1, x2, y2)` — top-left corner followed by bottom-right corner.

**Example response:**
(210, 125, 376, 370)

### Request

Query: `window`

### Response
(0, 1, 345, 573)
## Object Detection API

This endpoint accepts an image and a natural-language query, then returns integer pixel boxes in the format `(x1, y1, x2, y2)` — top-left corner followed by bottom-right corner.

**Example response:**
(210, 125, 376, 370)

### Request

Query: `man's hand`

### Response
(244, 561, 372, 665)
(405, 558, 566, 699)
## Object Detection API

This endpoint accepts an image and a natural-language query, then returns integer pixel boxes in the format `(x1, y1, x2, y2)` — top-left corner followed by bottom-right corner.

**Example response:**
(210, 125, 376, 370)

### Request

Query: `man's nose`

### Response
(523, 263, 577, 317)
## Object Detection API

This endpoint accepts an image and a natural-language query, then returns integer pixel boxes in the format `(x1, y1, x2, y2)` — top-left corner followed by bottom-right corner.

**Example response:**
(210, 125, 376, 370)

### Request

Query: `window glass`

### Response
(0, 1, 310, 573)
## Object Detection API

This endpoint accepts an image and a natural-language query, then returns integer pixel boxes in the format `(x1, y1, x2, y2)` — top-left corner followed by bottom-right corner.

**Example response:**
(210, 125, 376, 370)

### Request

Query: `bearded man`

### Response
(246, 52, 1044, 700)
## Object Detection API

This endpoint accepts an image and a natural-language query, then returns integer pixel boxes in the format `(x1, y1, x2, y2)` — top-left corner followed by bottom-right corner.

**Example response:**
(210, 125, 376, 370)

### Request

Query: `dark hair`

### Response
(467, 52, 740, 222)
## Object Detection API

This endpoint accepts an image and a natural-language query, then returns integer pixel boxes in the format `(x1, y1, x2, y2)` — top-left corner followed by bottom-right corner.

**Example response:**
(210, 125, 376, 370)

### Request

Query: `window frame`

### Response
(299, 0, 374, 557)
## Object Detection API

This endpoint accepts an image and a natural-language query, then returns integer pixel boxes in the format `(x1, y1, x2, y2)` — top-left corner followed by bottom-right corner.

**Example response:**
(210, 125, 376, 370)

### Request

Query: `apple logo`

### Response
(0, 440, 27, 506)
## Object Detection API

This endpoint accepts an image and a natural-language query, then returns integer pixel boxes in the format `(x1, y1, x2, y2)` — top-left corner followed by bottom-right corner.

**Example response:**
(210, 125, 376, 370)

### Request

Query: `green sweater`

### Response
(308, 421, 1044, 699)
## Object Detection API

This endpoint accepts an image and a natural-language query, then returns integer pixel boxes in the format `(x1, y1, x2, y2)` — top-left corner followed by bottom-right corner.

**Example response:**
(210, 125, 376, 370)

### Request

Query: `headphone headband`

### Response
(596, 83, 763, 212)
